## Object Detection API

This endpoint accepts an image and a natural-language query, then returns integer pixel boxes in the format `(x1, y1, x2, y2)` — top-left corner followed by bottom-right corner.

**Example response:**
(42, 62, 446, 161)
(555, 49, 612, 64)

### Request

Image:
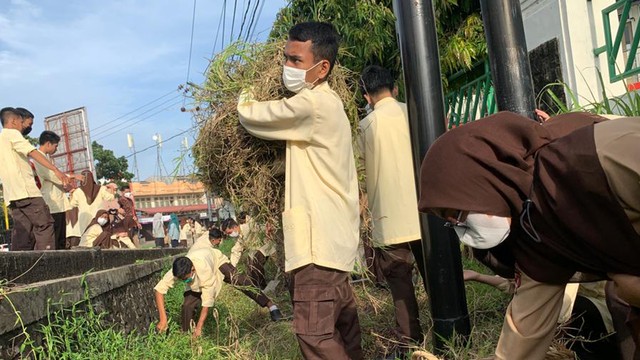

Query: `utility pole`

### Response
(393, 0, 471, 353)
(480, 0, 537, 120)
(152, 133, 166, 181)
(127, 133, 141, 181)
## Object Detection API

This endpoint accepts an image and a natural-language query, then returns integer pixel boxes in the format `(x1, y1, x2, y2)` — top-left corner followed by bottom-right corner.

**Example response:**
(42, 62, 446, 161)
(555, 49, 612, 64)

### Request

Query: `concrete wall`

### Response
(0, 249, 184, 357)
(0, 248, 183, 285)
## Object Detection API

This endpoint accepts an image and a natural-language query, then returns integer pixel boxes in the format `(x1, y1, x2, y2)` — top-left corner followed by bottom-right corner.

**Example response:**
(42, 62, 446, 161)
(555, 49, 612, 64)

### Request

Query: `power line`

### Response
(237, 0, 252, 42)
(183, 0, 197, 108)
(247, 0, 266, 42)
(221, 0, 227, 49)
(90, 89, 178, 132)
(229, 0, 239, 44)
(185, 0, 197, 85)
(209, 1, 225, 60)
(125, 125, 196, 159)
(94, 98, 184, 142)
(91, 94, 182, 138)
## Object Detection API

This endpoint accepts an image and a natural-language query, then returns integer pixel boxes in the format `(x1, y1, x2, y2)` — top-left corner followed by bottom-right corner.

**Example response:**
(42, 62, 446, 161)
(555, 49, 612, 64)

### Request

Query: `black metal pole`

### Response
(480, 0, 537, 120)
(392, 0, 471, 352)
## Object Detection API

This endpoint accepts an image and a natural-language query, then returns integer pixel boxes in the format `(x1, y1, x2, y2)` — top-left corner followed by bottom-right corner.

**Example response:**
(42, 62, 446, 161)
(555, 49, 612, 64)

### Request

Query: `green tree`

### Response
(92, 141, 134, 186)
(270, 0, 485, 83)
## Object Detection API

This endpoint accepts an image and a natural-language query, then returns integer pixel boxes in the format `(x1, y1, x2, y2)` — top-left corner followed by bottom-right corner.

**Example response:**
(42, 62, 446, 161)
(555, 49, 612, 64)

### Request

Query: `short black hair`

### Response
(360, 65, 395, 97)
(15, 107, 34, 119)
(221, 218, 238, 232)
(288, 22, 340, 74)
(237, 211, 248, 224)
(119, 185, 130, 192)
(0, 107, 19, 127)
(209, 228, 224, 240)
(172, 257, 193, 278)
(39, 130, 61, 145)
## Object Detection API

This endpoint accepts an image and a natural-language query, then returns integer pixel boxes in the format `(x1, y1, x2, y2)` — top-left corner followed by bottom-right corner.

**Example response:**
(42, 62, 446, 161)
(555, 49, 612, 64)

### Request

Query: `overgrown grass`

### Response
(3, 250, 514, 360)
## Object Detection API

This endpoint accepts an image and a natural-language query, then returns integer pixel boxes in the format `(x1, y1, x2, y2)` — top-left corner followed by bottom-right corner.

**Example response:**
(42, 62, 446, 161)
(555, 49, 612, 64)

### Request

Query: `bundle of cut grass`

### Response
(192, 40, 360, 247)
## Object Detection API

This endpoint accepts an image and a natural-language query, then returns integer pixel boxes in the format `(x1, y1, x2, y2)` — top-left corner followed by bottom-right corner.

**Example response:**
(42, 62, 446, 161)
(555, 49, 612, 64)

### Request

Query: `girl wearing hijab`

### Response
(419, 112, 639, 360)
(168, 213, 180, 248)
(78, 210, 111, 248)
(152, 212, 165, 248)
(67, 170, 116, 235)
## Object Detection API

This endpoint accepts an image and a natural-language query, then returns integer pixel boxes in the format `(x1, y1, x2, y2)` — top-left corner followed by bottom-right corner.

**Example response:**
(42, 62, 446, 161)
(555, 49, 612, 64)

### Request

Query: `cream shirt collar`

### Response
(373, 96, 396, 110)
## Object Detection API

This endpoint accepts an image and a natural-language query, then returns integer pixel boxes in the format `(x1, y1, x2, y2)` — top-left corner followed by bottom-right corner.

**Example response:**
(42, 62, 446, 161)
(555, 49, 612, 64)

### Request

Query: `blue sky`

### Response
(0, 0, 288, 180)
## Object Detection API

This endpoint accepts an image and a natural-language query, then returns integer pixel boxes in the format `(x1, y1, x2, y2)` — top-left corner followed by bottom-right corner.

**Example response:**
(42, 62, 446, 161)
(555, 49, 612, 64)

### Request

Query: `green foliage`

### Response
(92, 141, 134, 186)
(270, 0, 485, 80)
(537, 69, 640, 116)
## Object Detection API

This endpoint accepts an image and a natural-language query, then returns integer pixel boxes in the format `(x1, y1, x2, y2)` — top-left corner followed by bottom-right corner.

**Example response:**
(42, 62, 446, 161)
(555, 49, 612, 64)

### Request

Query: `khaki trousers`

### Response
(495, 270, 565, 360)
(290, 264, 363, 360)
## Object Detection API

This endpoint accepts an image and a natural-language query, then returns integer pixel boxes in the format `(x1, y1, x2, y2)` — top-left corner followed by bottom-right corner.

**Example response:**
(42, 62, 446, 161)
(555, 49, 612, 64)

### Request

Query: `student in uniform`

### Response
(358, 65, 424, 350)
(191, 227, 224, 251)
(222, 216, 276, 290)
(0, 107, 70, 250)
(418, 112, 640, 359)
(237, 22, 362, 359)
(33, 130, 83, 249)
(68, 170, 116, 235)
(153, 244, 283, 336)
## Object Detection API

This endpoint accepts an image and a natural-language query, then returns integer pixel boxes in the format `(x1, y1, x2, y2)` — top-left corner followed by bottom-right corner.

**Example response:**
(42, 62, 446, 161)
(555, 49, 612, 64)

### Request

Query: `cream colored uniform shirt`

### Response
(358, 98, 421, 246)
(229, 222, 276, 267)
(79, 223, 102, 247)
(154, 247, 230, 307)
(238, 81, 360, 272)
(191, 232, 213, 251)
(0, 129, 41, 204)
(33, 150, 69, 214)
(70, 186, 115, 235)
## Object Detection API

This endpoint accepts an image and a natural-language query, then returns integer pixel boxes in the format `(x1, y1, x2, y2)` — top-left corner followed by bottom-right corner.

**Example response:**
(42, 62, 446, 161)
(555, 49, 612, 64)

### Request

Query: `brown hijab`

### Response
(83, 209, 124, 249)
(79, 170, 101, 206)
(419, 111, 609, 281)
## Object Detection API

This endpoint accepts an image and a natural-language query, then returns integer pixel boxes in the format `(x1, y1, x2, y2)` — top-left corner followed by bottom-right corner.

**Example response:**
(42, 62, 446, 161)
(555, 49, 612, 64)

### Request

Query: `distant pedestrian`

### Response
(0, 107, 70, 250)
(152, 212, 165, 248)
(168, 213, 180, 247)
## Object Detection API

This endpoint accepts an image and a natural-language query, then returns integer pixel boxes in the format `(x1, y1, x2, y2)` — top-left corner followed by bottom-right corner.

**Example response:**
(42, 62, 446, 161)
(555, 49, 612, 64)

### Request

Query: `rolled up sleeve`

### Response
(153, 270, 176, 295)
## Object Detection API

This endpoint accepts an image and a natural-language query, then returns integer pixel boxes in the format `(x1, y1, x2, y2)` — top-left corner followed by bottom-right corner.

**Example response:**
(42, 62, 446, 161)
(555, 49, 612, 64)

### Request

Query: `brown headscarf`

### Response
(79, 170, 101, 206)
(82, 209, 116, 249)
(419, 111, 609, 282)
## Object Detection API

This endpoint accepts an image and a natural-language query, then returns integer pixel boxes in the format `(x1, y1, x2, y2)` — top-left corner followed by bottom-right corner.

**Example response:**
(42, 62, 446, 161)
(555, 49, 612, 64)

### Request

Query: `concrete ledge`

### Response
(0, 248, 185, 284)
(0, 255, 176, 336)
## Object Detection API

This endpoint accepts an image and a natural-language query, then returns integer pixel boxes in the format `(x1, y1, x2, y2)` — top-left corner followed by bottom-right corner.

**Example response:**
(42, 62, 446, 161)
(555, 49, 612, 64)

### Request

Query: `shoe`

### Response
(270, 308, 283, 322)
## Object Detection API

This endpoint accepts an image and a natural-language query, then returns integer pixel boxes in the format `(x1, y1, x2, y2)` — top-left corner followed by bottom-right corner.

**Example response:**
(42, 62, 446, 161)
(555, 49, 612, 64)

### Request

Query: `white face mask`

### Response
(97, 218, 108, 226)
(364, 103, 372, 114)
(124, 192, 132, 198)
(229, 230, 239, 238)
(454, 213, 511, 249)
(282, 61, 323, 93)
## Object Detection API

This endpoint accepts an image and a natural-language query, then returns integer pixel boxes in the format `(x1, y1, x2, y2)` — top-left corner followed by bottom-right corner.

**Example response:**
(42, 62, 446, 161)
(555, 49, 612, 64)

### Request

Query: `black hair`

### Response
(0, 107, 19, 127)
(119, 185, 130, 192)
(39, 130, 61, 145)
(360, 65, 395, 97)
(15, 107, 34, 119)
(288, 22, 340, 74)
(237, 211, 248, 224)
(172, 257, 193, 278)
(209, 228, 224, 240)
(221, 218, 238, 232)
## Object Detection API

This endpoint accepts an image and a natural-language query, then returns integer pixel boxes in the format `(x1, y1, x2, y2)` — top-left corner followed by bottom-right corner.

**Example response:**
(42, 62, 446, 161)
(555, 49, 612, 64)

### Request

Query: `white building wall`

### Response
(520, 0, 628, 107)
